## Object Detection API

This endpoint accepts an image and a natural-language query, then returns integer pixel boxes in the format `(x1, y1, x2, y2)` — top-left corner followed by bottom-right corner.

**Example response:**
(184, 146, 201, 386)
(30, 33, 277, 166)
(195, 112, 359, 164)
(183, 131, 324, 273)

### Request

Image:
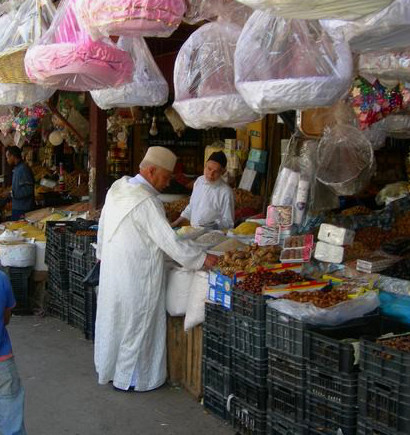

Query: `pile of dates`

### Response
(281, 288, 349, 308)
(236, 270, 303, 294)
(376, 335, 410, 353)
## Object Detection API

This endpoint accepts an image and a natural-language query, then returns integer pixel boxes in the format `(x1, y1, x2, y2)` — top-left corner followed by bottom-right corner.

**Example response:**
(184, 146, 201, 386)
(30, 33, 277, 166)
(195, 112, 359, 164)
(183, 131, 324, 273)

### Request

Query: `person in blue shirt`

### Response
(6, 146, 35, 221)
(0, 270, 26, 434)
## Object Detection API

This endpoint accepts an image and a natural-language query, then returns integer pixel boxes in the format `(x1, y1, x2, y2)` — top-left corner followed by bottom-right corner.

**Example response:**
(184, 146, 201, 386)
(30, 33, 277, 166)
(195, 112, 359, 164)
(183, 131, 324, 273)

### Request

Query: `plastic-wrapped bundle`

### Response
(76, 0, 186, 38)
(321, 0, 410, 53)
(385, 114, 410, 138)
(24, 0, 134, 91)
(361, 120, 387, 150)
(316, 125, 375, 196)
(184, 0, 252, 26)
(235, 11, 352, 115)
(91, 37, 168, 110)
(0, 83, 55, 106)
(236, 0, 393, 20)
(358, 50, 410, 86)
(173, 21, 259, 129)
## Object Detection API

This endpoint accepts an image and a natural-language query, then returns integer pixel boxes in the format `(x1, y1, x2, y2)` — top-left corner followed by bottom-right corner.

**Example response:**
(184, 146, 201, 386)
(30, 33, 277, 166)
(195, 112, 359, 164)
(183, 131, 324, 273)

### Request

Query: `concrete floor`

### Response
(8, 315, 234, 435)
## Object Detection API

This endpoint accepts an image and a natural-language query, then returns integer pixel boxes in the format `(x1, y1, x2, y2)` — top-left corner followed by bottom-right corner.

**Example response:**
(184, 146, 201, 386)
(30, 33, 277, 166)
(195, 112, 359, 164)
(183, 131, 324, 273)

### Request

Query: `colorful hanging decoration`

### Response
(350, 76, 403, 129)
(12, 105, 49, 138)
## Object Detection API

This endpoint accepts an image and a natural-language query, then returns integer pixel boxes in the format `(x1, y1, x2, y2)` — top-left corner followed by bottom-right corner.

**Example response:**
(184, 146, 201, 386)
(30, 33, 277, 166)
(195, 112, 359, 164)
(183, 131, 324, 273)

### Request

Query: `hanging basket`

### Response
(0, 45, 32, 83)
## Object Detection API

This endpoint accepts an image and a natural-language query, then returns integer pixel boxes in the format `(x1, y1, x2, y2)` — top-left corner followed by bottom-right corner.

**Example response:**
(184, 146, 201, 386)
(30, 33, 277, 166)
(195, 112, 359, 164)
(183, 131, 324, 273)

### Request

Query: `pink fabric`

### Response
(80, 0, 186, 37)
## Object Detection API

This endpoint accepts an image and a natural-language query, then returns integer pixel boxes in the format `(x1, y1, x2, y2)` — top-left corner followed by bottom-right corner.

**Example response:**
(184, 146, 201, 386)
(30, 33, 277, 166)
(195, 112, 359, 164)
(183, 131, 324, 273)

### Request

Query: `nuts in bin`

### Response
(236, 270, 303, 295)
(376, 335, 410, 353)
(281, 288, 349, 308)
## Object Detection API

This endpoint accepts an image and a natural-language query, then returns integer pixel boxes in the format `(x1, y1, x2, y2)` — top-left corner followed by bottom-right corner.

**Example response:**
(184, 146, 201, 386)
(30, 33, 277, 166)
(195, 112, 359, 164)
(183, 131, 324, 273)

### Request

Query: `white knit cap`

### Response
(141, 146, 177, 172)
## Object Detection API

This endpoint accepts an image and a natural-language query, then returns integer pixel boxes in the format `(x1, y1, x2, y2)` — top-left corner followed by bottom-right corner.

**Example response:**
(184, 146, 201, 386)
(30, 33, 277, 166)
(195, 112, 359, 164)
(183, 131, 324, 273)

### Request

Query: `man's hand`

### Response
(203, 254, 219, 269)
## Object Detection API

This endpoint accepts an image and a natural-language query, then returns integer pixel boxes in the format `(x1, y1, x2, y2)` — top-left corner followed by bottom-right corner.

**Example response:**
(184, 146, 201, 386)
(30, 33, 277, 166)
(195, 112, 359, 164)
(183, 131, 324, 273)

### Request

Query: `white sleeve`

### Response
(134, 198, 206, 270)
(180, 200, 192, 220)
(219, 188, 235, 229)
(96, 206, 106, 260)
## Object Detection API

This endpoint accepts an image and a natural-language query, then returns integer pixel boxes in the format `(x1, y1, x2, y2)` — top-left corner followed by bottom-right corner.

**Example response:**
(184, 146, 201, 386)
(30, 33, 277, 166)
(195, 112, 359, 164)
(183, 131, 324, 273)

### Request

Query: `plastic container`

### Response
(203, 325, 231, 367)
(305, 394, 358, 435)
(204, 387, 228, 421)
(306, 364, 358, 405)
(267, 205, 294, 227)
(66, 228, 97, 251)
(231, 314, 267, 359)
(232, 372, 268, 409)
(68, 307, 85, 332)
(279, 246, 312, 263)
(267, 411, 308, 435)
(283, 235, 314, 249)
(360, 334, 410, 385)
(205, 302, 232, 335)
(358, 373, 410, 433)
(357, 417, 399, 435)
(268, 377, 305, 422)
(231, 348, 268, 386)
(229, 396, 267, 435)
(233, 288, 267, 321)
(70, 291, 85, 314)
(202, 357, 231, 398)
(268, 350, 305, 389)
(69, 272, 86, 296)
(67, 248, 88, 277)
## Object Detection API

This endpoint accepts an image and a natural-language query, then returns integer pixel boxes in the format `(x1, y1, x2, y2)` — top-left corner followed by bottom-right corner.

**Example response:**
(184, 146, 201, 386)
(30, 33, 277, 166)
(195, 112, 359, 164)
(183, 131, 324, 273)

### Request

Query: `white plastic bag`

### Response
(173, 21, 260, 129)
(236, 0, 393, 20)
(0, 242, 36, 268)
(184, 271, 208, 331)
(321, 0, 410, 53)
(91, 37, 168, 110)
(166, 267, 194, 316)
(267, 291, 380, 326)
(0, 83, 55, 106)
(235, 11, 352, 115)
(25, 0, 134, 91)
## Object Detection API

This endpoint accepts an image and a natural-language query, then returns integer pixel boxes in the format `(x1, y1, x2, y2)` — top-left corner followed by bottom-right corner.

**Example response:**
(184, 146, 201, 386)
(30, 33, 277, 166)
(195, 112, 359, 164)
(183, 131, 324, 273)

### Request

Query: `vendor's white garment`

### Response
(181, 176, 234, 229)
(95, 176, 206, 392)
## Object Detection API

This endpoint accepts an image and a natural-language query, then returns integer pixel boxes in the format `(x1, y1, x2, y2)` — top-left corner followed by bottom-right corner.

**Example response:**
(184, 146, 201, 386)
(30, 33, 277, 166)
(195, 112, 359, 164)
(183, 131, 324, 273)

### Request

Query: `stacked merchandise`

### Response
(203, 303, 232, 420)
(358, 333, 410, 434)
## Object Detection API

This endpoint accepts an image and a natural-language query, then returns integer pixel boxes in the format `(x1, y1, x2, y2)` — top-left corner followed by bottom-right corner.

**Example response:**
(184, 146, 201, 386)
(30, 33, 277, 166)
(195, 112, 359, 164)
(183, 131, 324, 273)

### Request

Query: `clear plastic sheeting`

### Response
(24, 0, 134, 91)
(91, 37, 168, 110)
(358, 50, 410, 86)
(316, 124, 375, 196)
(321, 0, 410, 53)
(76, 0, 186, 38)
(234, 11, 352, 115)
(173, 21, 260, 130)
(385, 114, 410, 138)
(236, 0, 393, 20)
(184, 0, 253, 26)
(0, 83, 55, 106)
(361, 120, 387, 151)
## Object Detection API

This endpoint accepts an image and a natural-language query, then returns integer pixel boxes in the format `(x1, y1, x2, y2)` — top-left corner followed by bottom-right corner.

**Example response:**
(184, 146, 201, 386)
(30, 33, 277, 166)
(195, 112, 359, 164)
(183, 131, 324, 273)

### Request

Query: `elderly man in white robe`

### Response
(95, 146, 218, 392)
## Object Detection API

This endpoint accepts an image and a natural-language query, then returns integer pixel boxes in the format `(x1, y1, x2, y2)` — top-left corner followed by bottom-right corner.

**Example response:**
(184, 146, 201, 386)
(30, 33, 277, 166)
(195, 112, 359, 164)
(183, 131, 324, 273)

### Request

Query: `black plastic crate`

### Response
(358, 373, 410, 433)
(267, 411, 308, 435)
(203, 325, 231, 366)
(204, 387, 228, 421)
(232, 372, 268, 410)
(66, 228, 97, 251)
(48, 268, 69, 292)
(1, 266, 32, 312)
(268, 350, 305, 389)
(306, 364, 358, 406)
(67, 248, 88, 277)
(230, 396, 267, 435)
(47, 286, 69, 322)
(268, 378, 304, 422)
(357, 417, 399, 435)
(305, 394, 358, 435)
(360, 335, 410, 385)
(233, 289, 267, 321)
(266, 307, 306, 358)
(231, 349, 268, 386)
(68, 307, 85, 331)
(70, 291, 85, 314)
(45, 221, 74, 251)
(205, 302, 232, 334)
(232, 314, 267, 359)
(69, 271, 86, 295)
(203, 357, 231, 398)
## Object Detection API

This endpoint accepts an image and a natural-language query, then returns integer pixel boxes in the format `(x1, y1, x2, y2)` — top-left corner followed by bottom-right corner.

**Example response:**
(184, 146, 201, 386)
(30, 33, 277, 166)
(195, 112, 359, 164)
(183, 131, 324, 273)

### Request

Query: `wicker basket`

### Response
(0, 44, 31, 83)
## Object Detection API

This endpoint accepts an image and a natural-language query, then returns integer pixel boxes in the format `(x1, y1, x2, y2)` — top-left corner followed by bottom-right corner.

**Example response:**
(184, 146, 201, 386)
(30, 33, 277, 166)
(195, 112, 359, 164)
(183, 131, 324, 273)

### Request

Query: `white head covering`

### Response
(140, 146, 177, 172)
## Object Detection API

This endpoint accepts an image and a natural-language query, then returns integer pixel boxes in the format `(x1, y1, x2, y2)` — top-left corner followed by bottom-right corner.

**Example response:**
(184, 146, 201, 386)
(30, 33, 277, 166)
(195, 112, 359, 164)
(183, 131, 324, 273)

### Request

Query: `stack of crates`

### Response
(358, 333, 410, 434)
(230, 289, 268, 435)
(203, 302, 232, 420)
(0, 266, 32, 314)
(266, 306, 307, 434)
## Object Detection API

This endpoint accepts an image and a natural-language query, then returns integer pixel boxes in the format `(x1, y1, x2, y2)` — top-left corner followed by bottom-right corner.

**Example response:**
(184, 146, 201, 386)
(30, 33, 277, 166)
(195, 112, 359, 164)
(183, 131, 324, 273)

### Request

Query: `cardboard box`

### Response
(246, 160, 266, 173)
(208, 271, 235, 310)
(314, 241, 344, 264)
(318, 224, 355, 246)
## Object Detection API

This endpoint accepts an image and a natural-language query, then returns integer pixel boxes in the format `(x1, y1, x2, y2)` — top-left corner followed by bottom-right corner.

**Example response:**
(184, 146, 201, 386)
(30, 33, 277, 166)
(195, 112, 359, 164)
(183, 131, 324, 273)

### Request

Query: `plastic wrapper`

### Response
(379, 291, 410, 324)
(184, 271, 208, 331)
(76, 0, 186, 38)
(385, 114, 410, 138)
(25, 0, 134, 91)
(184, 0, 252, 26)
(321, 0, 410, 53)
(361, 120, 387, 150)
(267, 291, 380, 326)
(166, 267, 194, 316)
(375, 182, 409, 206)
(234, 11, 352, 115)
(316, 125, 375, 196)
(91, 37, 168, 110)
(0, 83, 55, 106)
(236, 0, 393, 20)
(173, 21, 259, 129)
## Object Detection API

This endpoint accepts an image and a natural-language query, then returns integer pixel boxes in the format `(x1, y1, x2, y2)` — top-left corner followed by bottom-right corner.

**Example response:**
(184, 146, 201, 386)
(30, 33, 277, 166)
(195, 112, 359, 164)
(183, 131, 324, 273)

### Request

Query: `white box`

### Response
(318, 224, 355, 246)
(314, 241, 344, 264)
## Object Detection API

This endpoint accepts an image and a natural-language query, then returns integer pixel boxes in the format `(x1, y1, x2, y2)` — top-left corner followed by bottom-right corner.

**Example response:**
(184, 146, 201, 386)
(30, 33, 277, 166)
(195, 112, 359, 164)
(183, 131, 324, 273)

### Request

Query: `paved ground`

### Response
(8, 315, 234, 435)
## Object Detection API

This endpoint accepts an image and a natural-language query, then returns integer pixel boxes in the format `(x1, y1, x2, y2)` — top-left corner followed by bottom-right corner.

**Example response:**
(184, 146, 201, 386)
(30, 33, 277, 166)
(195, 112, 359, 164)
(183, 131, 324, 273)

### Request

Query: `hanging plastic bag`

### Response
(321, 0, 410, 53)
(24, 0, 134, 91)
(361, 120, 387, 150)
(0, 83, 55, 106)
(236, 0, 393, 20)
(234, 11, 352, 115)
(0, 0, 56, 84)
(173, 20, 260, 129)
(385, 114, 410, 138)
(316, 124, 375, 196)
(91, 37, 168, 110)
